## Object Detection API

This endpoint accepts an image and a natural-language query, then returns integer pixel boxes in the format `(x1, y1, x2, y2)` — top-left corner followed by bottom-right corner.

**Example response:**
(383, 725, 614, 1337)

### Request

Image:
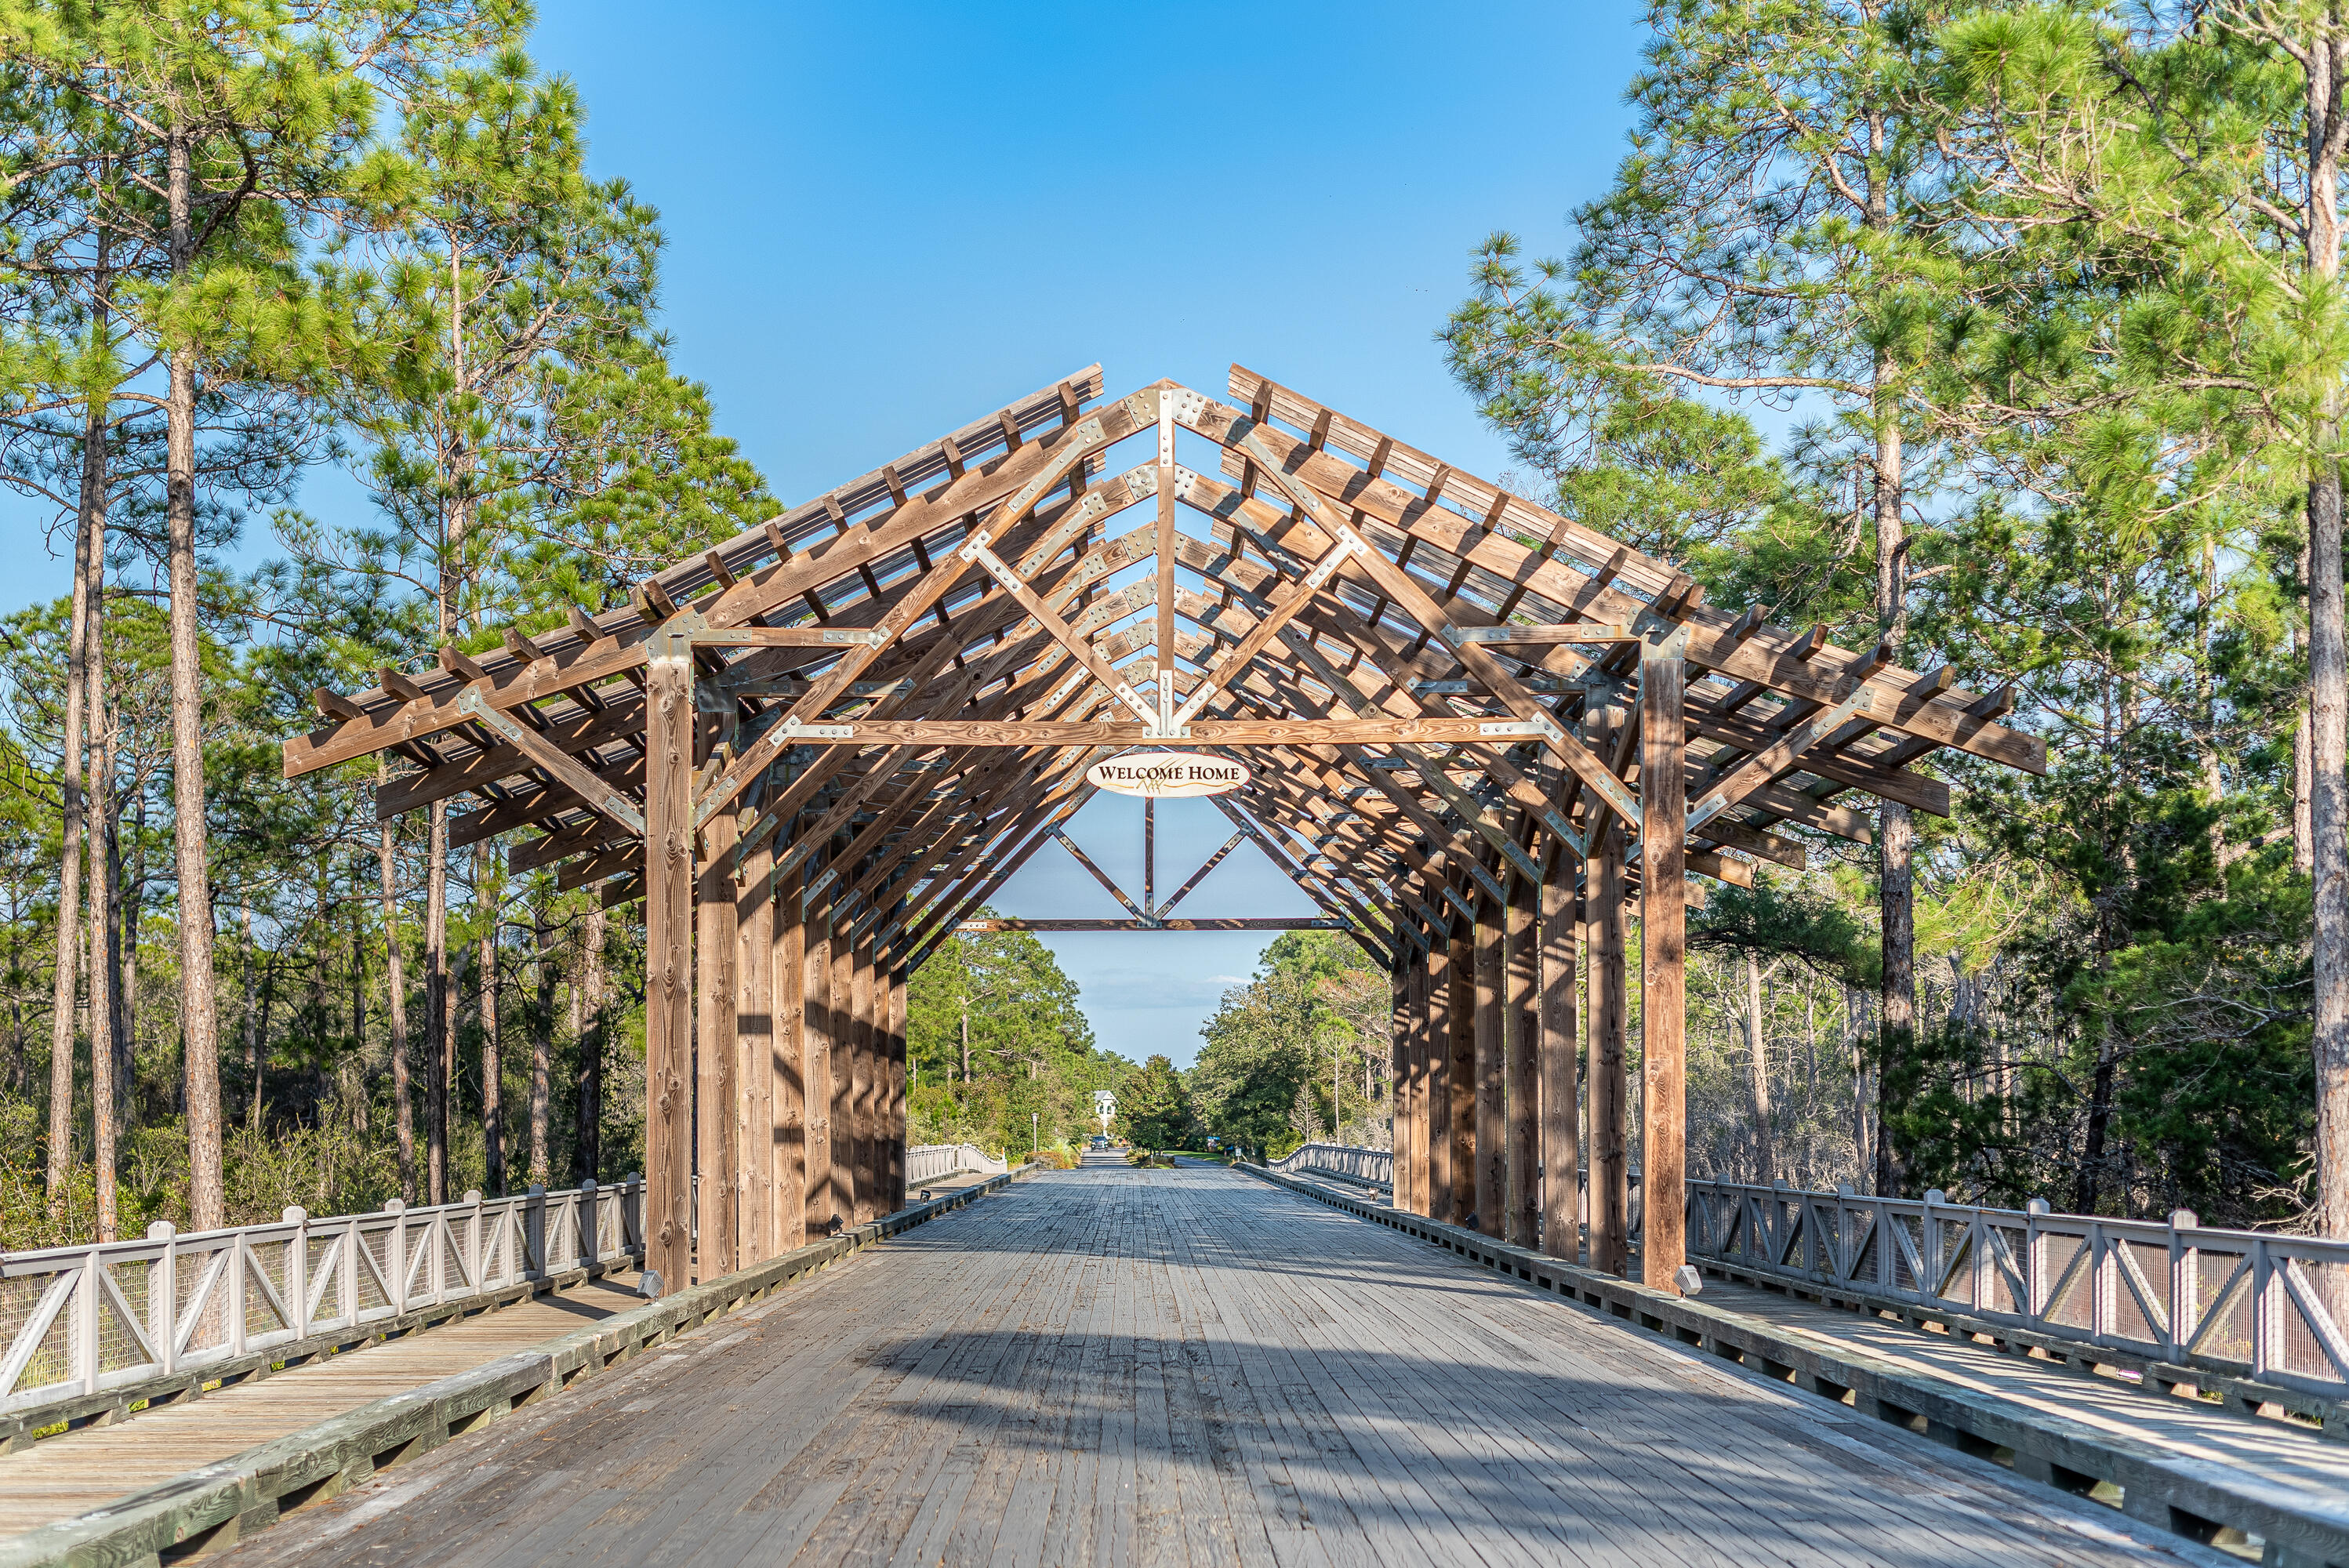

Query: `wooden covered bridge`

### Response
(283, 363, 2040, 1297)
(10, 366, 2349, 1566)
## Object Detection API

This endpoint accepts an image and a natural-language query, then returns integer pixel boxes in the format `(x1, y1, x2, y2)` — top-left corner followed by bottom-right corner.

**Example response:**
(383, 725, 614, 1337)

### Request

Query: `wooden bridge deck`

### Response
(0, 1270, 645, 1542)
(212, 1156, 2229, 1567)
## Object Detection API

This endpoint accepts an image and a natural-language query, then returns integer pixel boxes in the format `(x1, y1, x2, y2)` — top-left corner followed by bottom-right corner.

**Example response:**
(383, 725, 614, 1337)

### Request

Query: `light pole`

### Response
(1032, 1111, 1039, 1157)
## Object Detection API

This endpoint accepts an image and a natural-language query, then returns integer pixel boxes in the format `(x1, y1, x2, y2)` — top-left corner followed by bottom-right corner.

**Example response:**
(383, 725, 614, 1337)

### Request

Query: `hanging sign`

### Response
(1086, 750, 1251, 799)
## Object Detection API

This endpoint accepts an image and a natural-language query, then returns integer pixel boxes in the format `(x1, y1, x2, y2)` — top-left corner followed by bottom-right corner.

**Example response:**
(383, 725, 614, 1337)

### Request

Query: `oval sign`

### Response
(1087, 750, 1251, 799)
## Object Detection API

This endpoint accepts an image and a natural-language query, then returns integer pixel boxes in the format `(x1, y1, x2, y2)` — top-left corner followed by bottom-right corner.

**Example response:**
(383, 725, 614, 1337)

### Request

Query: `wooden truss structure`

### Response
(289, 365, 2042, 1293)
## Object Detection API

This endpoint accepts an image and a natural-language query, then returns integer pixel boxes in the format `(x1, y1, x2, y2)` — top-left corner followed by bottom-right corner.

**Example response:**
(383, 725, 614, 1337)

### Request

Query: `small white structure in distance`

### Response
(1093, 1088, 1116, 1137)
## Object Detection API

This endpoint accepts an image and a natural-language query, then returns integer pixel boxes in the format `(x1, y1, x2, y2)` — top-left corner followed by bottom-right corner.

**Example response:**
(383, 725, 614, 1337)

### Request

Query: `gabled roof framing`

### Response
(287, 363, 2044, 972)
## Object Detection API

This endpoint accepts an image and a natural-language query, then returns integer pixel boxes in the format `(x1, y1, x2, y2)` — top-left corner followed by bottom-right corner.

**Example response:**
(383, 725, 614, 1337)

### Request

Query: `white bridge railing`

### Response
(1687, 1178, 2349, 1403)
(1265, 1144, 2349, 1403)
(1273, 1144, 1393, 1186)
(0, 1178, 642, 1421)
(906, 1144, 1009, 1187)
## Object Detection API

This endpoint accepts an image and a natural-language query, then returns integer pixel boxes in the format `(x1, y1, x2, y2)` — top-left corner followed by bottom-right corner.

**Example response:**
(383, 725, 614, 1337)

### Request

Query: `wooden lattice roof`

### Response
(287, 364, 2042, 970)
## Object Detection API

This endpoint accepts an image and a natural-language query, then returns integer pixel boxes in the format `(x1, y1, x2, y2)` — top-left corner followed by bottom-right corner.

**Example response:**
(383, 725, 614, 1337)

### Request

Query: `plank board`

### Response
(216, 1160, 2224, 1568)
(0, 1272, 646, 1541)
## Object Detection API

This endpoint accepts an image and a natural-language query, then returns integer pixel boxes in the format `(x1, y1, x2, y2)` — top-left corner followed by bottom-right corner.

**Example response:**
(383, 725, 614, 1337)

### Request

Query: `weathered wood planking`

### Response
(0, 1272, 644, 1543)
(220, 1159, 2226, 1568)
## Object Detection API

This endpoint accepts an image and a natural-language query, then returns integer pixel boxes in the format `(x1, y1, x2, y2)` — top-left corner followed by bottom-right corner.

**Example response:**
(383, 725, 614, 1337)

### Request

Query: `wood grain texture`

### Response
(1641, 637, 1688, 1293)
(217, 1160, 2216, 1568)
(1447, 927, 1476, 1231)
(1473, 891, 1505, 1237)
(1541, 863, 1579, 1261)
(697, 799, 740, 1281)
(1422, 936, 1452, 1223)
(642, 638, 695, 1290)
(1505, 868, 1540, 1249)
(1588, 826, 1629, 1279)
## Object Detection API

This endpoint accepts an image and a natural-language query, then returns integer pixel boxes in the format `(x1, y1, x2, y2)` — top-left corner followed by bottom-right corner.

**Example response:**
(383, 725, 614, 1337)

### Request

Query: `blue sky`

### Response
(9, 2, 1650, 1066)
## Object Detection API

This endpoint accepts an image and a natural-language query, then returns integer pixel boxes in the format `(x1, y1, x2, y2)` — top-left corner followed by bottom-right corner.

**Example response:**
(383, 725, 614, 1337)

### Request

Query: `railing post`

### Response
(464, 1189, 483, 1296)
(2169, 1207, 2199, 1362)
(230, 1230, 249, 1358)
(342, 1214, 359, 1330)
(76, 1247, 100, 1396)
(1922, 1189, 1944, 1301)
(284, 1207, 309, 1339)
(624, 1172, 644, 1260)
(148, 1222, 177, 1376)
(385, 1198, 407, 1309)
(2091, 1218, 2116, 1344)
(527, 1185, 548, 1280)
(2025, 1198, 2051, 1318)
(579, 1179, 599, 1265)
(2252, 1236, 2276, 1381)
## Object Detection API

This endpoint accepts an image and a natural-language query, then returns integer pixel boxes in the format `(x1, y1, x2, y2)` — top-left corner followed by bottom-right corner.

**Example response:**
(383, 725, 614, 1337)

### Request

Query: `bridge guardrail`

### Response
(906, 1144, 1010, 1186)
(1271, 1144, 1393, 1186)
(0, 1177, 641, 1423)
(1686, 1178, 2349, 1404)
(1271, 1144, 2349, 1403)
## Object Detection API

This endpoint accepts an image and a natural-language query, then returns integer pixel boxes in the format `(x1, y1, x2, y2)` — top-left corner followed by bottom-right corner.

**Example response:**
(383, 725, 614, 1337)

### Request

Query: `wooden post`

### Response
(1642, 629, 1689, 1292)
(1447, 924, 1476, 1229)
(1589, 818, 1629, 1276)
(803, 860, 833, 1240)
(642, 623, 695, 1292)
(1474, 888, 1505, 1234)
(1541, 855, 1580, 1260)
(1389, 955, 1411, 1215)
(850, 932, 877, 1225)
(696, 798, 740, 1282)
(1505, 865, 1540, 1247)
(1401, 944, 1425, 1215)
(1423, 927, 1452, 1219)
(735, 789, 775, 1269)
(831, 909, 858, 1226)
(774, 860, 808, 1254)
(888, 964, 907, 1213)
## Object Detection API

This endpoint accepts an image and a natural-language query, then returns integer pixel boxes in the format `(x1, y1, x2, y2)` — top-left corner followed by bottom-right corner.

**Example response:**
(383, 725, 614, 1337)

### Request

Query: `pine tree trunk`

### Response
(2309, 32, 2349, 1242)
(240, 907, 258, 1128)
(530, 909, 552, 1186)
(479, 862, 503, 1196)
(1872, 358, 1913, 1202)
(377, 759, 414, 1203)
(424, 799, 449, 1203)
(166, 129, 224, 1231)
(1746, 953, 1774, 1189)
(573, 903, 605, 1181)
(45, 392, 96, 1223)
(347, 873, 367, 1134)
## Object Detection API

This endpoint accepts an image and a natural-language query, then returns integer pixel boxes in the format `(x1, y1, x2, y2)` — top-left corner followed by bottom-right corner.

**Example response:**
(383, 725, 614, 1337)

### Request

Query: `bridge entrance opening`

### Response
(289, 363, 2042, 1298)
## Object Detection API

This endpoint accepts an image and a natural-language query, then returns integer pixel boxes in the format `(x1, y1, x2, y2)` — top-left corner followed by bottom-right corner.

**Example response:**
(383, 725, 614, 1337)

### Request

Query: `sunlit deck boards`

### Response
(222, 1159, 2195, 1567)
(0, 1272, 644, 1542)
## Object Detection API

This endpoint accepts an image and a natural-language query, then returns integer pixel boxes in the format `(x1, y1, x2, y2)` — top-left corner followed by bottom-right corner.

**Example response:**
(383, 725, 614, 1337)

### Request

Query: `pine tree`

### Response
(1447, 0, 1984, 1195)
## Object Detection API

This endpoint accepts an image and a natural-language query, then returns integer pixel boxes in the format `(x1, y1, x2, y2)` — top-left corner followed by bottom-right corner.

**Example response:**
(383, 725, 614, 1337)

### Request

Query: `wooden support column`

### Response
(1447, 923, 1476, 1228)
(887, 964, 907, 1213)
(735, 791, 775, 1269)
(1400, 944, 1424, 1215)
(1474, 888, 1505, 1234)
(1541, 855, 1581, 1261)
(642, 622, 695, 1294)
(1641, 630, 1689, 1292)
(1381, 957, 1400, 1210)
(830, 906, 858, 1226)
(1423, 924, 1452, 1218)
(696, 799, 740, 1282)
(803, 860, 834, 1240)
(1504, 866, 1540, 1248)
(1589, 819, 1629, 1276)
(773, 860, 808, 1254)
(850, 932, 877, 1225)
